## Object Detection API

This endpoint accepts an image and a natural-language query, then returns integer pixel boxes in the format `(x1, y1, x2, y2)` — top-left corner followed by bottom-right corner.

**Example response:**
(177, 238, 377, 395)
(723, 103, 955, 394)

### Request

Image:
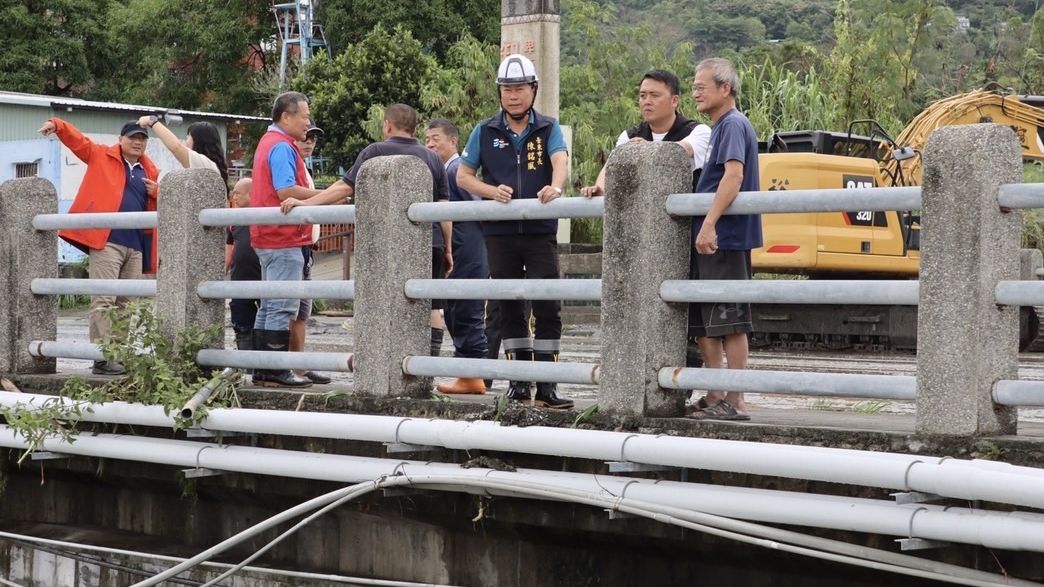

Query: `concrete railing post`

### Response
(155, 169, 228, 345)
(354, 156, 433, 398)
(599, 143, 692, 417)
(917, 124, 1022, 436)
(0, 178, 58, 374)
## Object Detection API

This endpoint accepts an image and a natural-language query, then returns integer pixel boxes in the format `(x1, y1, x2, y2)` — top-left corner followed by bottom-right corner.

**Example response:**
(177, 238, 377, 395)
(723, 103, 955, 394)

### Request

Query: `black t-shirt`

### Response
(342, 136, 451, 247)
(227, 226, 261, 281)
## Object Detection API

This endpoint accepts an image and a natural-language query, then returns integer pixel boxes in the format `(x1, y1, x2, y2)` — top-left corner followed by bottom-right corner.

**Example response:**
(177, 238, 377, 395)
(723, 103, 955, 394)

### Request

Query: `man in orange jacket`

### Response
(38, 118, 160, 376)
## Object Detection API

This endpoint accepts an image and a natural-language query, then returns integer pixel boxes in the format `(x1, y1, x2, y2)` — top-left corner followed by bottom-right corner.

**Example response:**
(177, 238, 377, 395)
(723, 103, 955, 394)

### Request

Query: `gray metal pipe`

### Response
(997, 182, 1044, 210)
(992, 380, 1044, 406)
(665, 187, 922, 216)
(196, 349, 353, 372)
(197, 280, 355, 300)
(408, 197, 604, 222)
(403, 356, 599, 385)
(659, 279, 919, 305)
(995, 280, 1044, 306)
(181, 368, 237, 420)
(405, 279, 601, 301)
(32, 211, 157, 230)
(29, 340, 104, 361)
(198, 205, 356, 227)
(30, 278, 157, 297)
(659, 367, 916, 400)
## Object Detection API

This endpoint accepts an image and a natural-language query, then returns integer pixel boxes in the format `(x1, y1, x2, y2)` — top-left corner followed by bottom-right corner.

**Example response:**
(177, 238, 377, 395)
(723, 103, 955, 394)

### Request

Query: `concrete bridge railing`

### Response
(3, 124, 1044, 436)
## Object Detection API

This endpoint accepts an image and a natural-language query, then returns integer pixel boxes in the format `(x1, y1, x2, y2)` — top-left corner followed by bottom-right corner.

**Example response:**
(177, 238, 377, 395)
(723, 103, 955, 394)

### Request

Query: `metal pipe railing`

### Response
(659, 279, 919, 305)
(198, 205, 356, 227)
(32, 211, 157, 230)
(992, 380, 1044, 406)
(196, 349, 353, 372)
(665, 187, 923, 217)
(28, 341, 104, 361)
(408, 197, 604, 222)
(659, 368, 916, 400)
(403, 356, 599, 385)
(197, 280, 355, 300)
(30, 278, 157, 297)
(995, 280, 1044, 306)
(404, 279, 601, 301)
(997, 182, 1044, 209)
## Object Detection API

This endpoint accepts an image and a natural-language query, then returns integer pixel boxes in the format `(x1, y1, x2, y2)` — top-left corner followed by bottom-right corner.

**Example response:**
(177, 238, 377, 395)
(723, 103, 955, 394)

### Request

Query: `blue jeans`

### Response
(253, 247, 304, 332)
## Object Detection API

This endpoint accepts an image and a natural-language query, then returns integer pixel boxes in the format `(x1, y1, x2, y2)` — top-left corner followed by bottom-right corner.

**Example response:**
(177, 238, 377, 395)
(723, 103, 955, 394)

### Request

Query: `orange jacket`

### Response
(51, 118, 160, 273)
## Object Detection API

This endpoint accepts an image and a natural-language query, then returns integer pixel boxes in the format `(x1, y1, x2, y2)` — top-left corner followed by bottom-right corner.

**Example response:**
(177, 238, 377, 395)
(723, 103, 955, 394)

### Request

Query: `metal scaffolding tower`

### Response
(274, 0, 328, 89)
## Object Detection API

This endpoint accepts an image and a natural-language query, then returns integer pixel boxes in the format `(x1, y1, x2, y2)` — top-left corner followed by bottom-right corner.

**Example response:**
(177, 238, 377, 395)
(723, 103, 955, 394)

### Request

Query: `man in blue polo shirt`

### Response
(688, 57, 763, 422)
(456, 54, 573, 410)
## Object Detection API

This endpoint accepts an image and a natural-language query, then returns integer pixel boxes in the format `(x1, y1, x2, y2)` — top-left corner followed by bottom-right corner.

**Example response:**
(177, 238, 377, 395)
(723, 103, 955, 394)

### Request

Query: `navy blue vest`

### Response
(476, 111, 558, 236)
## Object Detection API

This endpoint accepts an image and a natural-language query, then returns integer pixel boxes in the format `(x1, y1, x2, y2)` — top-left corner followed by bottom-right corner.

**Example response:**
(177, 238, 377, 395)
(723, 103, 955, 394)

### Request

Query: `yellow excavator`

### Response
(750, 89, 1044, 350)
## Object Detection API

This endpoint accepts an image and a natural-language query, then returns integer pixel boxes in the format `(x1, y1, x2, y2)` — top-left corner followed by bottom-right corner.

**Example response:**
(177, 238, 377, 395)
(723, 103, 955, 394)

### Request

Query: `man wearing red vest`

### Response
(38, 118, 160, 376)
(249, 91, 322, 388)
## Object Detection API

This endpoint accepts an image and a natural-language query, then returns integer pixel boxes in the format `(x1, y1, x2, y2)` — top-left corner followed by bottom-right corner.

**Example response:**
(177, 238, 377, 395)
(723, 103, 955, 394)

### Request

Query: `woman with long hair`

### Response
(137, 116, 229, 189)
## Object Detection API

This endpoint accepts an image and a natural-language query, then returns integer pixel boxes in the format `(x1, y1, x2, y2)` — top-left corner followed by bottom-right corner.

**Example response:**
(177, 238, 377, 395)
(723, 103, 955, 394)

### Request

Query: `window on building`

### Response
(15, 162, 39, 178)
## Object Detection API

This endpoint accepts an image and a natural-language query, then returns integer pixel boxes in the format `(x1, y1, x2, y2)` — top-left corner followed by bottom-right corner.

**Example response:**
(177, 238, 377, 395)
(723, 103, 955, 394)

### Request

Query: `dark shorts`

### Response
(689, 249, 753, 339)
(432, 246, 445, 310)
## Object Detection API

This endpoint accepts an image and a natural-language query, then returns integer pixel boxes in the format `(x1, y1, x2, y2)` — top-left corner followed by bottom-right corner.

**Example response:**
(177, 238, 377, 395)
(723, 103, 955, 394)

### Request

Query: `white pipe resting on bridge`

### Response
(995, 280, 1044, 306)
(992, 380, 1044, 406)
(28, 341, 104, 361)
(407, 197, 604, 222)
(659, 279, 920, 305)
(196, 349, 354, 372)
(403, 356, 599, 385)
(32, 211, 158, 230)
(404, 278, 601, 301)
(197, 280, 355, 300)
(30, 278, 157, 297)
(1, 426, 1043, 553)
(1, 391, 1043, 510)
(197, 204, 356, 227)
(665, 186, 922, 216)
(996, 182, 1044, 209)
(658, 368, 916, 400)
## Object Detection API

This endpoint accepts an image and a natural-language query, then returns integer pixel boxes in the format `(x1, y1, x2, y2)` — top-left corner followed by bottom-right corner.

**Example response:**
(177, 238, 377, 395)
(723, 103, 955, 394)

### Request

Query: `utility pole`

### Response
(275, 0, 328, 90)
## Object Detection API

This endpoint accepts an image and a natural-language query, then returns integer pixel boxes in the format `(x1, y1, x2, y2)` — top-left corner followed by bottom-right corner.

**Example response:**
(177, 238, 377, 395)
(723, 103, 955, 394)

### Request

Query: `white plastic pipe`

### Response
(1, 426, 1043, 552)
(0, 391, 1042, 511)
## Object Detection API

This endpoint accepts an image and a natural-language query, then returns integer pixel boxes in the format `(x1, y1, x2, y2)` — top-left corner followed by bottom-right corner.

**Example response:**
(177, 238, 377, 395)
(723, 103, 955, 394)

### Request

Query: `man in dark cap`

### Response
(38, 118, 160, 376)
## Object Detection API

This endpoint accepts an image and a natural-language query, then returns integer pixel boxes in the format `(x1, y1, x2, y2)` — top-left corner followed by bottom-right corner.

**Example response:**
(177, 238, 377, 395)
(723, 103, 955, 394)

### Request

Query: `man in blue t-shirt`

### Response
(688, 57, 763, 422)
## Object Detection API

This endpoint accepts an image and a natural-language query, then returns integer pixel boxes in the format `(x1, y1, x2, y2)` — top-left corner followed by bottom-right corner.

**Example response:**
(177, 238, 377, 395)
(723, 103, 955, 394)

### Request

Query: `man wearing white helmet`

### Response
(457, 53, 573, 410)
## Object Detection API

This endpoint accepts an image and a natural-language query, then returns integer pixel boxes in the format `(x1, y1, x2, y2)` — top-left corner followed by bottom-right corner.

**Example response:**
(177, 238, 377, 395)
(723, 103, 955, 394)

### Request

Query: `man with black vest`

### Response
(580, 69, 710, 198)
(457, 54, 573, 410)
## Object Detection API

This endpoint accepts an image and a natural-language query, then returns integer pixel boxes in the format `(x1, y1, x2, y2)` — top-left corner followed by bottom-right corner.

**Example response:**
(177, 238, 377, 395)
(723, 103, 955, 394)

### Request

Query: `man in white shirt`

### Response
(580, 69, 710, 198)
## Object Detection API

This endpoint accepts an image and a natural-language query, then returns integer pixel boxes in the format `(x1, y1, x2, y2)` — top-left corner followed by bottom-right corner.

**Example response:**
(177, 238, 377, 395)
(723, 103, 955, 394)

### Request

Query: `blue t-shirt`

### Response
(267, 125, 298, 190)
(693, 109, 763, 251)
(460, 111, 568, 169)
(108, 160, 148, 252)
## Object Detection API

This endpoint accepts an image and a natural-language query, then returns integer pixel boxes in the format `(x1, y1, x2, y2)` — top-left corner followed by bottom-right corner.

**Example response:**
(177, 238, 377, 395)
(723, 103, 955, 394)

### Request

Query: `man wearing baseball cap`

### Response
(38, 118, 160, 376)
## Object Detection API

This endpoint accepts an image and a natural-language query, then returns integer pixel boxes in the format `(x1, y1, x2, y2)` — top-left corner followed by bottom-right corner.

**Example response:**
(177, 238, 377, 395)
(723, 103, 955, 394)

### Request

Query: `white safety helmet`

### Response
(496, 54, 539, 86)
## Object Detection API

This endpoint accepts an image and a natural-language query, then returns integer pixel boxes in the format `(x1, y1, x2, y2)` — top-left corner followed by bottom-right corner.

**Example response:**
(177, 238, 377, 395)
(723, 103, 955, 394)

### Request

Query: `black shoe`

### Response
(505, 381, 532, 402)
(254, 330, 311, 388)
(535, 382, 574, 410)
(301, 371, 331, 385)
(91, 360, 126, 376)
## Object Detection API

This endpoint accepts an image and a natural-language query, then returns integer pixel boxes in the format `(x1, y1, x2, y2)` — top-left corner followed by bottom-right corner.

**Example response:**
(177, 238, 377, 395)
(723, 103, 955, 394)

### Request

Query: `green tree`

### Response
(318, 0, 499, 59)
(0, 0, 114, 96)
(292, 25, 437, 169)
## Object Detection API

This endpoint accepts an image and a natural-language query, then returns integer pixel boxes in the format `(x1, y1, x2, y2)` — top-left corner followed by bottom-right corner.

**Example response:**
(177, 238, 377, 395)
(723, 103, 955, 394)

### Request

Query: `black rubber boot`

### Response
(235, 328, 253, 375)
(255, 330, 311, 388)
(504, 349, 533, 402)
(250, 329, 270, 385)
(430, 327, 444, 357)
(534, 351, 574, 409)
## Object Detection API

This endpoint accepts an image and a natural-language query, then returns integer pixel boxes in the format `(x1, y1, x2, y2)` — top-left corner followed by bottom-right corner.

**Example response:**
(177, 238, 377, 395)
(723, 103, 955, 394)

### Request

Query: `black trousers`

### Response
(484, 234, 561, 352)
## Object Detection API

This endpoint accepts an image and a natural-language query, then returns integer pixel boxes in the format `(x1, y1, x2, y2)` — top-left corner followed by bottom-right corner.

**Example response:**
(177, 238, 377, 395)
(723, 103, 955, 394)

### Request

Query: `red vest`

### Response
(250, 128, 312, 249)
